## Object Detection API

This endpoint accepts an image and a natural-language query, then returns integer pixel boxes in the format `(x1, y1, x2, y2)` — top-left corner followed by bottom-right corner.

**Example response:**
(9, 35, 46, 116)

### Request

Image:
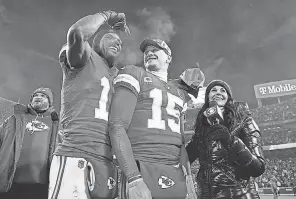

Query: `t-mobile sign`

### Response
(254, 79, 296, 99)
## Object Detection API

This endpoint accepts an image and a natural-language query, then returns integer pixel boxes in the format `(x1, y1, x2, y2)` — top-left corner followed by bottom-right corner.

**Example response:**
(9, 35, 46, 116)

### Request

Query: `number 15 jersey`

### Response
(114, 65, 186, 165)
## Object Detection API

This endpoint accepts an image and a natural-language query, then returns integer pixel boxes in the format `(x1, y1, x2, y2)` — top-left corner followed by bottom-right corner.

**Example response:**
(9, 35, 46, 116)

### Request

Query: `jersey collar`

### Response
(147, 70, 168, 82)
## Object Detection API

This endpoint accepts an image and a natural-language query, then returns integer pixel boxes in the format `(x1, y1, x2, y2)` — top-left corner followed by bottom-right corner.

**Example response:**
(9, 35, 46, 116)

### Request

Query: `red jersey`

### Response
(113, 65, 186, 165)
(55, 47, 114, 161)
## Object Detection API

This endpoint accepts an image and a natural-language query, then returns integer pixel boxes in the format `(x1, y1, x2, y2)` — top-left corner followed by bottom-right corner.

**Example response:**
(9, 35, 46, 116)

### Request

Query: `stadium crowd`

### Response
(255, 157, 296, 188)
(250, 97, 296, 124)
(261, 127, 296, 145)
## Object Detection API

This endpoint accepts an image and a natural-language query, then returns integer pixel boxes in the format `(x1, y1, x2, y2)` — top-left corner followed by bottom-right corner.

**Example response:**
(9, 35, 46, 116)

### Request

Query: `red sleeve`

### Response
(108, 86, 141, 179)
(109, 86, 137, 128)
(113, 65, 142, 97)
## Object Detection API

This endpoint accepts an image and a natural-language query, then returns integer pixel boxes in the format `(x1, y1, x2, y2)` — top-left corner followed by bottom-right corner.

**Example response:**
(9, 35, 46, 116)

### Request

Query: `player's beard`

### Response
(31, 101, 49, 113)
(146, 64, 158, 72)
(146, 65, 168, 82)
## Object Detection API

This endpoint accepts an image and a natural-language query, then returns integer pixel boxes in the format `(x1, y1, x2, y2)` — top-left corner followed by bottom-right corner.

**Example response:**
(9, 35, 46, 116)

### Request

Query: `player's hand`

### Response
(50, 111, 59, 122)
(102, 10, 131, 35)
(128, 178, 152, 199)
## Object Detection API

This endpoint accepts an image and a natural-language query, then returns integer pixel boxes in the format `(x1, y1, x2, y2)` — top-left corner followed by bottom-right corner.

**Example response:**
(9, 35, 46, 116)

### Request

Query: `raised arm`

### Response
(66, 11, 109, 68)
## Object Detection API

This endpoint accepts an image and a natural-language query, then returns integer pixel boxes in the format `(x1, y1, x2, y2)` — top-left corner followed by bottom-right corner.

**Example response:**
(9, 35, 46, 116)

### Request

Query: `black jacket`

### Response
(186, 102, 265, 199)
(0, 104, 59, 192)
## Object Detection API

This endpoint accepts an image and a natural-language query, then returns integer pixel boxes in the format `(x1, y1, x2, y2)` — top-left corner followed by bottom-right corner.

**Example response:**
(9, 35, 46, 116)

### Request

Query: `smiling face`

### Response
(143, 45, 170, 72)
(208, 85, 229, 107)
(98, 32, 122, 61)
(30, 92, 50, 112)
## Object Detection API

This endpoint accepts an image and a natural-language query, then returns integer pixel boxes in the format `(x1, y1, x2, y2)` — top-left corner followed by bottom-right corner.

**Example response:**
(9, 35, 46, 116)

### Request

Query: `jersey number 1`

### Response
(148, 88, 184, 133)
(95, 77, 110, 121)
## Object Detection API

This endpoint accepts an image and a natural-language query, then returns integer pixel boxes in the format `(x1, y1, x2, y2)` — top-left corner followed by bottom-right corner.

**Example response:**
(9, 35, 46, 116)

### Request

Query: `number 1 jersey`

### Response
(114, 65, 186, 165)
(55, 47, 114, 161)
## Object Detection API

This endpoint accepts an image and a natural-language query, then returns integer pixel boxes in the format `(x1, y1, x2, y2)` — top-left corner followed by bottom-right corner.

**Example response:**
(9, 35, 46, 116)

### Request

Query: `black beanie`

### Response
(30, 87, 53, 107)
(205, 80, 232, 104)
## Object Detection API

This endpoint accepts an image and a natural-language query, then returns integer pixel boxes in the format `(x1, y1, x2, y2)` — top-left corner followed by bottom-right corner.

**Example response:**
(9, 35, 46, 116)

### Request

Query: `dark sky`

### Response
(1, 0, 296, 109)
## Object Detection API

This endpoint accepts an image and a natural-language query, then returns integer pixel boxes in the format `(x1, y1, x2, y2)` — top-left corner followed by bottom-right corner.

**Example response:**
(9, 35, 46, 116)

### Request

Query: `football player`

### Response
(48, 10, 130, 199)
(109, 39, 201, 199)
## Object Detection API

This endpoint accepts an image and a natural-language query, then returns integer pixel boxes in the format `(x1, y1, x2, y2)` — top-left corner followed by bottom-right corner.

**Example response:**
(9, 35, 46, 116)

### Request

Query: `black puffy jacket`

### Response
(186, 102, 265, 199)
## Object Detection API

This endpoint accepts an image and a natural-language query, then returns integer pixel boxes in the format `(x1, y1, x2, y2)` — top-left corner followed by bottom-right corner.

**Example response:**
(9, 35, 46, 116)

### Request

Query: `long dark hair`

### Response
(193, 97, 236, 140)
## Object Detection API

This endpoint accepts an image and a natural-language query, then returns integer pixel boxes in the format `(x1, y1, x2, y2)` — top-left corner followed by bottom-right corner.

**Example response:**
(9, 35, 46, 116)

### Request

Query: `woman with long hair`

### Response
(186, 80, 265, 199)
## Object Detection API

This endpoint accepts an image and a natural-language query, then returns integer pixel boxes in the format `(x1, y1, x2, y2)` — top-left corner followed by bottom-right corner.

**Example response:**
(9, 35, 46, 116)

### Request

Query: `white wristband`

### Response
(128, 178, 143, 188)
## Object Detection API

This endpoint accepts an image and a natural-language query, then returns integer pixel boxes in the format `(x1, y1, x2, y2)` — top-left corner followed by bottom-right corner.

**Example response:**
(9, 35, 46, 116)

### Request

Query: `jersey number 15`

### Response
(94, 79, 185, 135)
(148, 88, 184, 134)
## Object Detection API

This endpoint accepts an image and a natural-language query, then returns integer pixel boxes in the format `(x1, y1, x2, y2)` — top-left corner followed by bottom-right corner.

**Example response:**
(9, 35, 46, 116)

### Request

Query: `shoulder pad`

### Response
(118, 65, 143, 76)
(234, 101, 251, 122)
(114, 65, 143, 95)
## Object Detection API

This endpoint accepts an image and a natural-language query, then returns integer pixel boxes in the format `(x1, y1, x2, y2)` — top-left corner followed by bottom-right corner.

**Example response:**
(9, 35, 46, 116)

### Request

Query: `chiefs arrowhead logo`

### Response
(107, 177, 116, 190)
(158, 175, 175, 189)
(26, 120, 49, 133)
(206, 107, 216, 115)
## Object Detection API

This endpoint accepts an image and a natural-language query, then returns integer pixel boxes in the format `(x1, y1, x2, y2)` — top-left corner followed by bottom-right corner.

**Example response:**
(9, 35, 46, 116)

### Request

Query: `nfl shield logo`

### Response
(78, 160, 85, 169)
(107, 177, 116, 190)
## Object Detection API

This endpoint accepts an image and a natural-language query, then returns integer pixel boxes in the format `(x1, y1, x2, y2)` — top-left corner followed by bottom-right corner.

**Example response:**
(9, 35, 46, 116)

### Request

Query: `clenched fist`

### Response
(102, 10, 131, 35)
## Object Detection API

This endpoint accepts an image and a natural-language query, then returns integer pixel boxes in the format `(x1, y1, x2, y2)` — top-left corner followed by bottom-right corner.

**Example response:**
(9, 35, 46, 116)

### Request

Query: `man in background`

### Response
(0, 87, 59, 199)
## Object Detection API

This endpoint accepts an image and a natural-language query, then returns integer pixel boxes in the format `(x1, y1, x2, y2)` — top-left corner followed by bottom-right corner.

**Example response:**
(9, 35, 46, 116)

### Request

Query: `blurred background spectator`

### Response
(256, 155, 296, 188)
(250, 98, 296, 124)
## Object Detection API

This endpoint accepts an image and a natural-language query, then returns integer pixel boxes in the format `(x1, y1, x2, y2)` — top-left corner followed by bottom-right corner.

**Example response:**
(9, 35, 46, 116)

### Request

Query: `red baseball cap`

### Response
(140, 38, 171, 56)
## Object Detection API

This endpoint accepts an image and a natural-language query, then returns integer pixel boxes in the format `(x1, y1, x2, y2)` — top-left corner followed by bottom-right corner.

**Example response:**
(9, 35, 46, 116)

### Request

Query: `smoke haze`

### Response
(118, 7, 176, 66)
(0, 0, 296, 108)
